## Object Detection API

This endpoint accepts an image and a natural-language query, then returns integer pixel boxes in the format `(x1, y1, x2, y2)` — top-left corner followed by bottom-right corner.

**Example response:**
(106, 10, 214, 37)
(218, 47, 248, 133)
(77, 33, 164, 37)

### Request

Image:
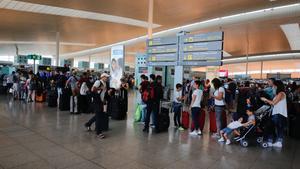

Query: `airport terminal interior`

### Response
(0, 0, 300, 169)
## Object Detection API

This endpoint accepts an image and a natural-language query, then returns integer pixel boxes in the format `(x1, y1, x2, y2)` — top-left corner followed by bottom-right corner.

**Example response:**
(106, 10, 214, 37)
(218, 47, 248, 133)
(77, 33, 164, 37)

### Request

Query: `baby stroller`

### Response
(236, 105, 273, 148)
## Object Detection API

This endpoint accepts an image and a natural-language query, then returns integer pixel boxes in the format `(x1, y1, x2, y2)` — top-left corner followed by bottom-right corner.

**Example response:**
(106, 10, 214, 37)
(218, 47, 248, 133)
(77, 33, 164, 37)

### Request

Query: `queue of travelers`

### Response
(3, 69, 130, 139)
(137, 74, 300, 148)
(2, 69, 300, 146)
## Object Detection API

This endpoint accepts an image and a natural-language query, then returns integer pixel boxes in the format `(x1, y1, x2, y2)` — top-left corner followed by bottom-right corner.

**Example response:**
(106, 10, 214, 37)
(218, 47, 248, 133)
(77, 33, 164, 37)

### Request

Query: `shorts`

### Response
(221, 127, 233, 135)
(172, 102, 182, 114)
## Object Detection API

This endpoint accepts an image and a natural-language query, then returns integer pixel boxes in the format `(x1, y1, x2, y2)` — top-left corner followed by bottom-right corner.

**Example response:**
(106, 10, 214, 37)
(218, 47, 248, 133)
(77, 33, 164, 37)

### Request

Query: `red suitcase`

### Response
(209, 110, 217, 133)
(222, 111, 227, 129)
(181, 111, 190, 129)
(191, 109, 206, 131)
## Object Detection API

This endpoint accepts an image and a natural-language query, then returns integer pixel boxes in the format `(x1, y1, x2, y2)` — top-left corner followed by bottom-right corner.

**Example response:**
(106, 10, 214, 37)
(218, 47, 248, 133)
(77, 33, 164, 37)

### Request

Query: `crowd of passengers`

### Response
(138, 74, 300, 148)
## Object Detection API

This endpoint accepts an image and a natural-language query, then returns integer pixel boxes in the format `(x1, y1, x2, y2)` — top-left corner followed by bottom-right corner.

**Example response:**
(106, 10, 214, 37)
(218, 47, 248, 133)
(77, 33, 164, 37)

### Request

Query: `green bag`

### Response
(134, 104, 142, 122)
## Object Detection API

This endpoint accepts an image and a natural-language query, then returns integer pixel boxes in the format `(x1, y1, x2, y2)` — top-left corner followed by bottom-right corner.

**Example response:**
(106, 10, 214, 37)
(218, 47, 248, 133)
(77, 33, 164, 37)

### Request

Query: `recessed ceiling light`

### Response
(269, 0, 277, 2)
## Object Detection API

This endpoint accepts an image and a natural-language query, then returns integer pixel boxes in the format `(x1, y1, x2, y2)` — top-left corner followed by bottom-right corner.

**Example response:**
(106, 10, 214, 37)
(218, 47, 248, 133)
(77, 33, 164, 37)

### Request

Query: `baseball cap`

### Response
(101, 73, 110, 78)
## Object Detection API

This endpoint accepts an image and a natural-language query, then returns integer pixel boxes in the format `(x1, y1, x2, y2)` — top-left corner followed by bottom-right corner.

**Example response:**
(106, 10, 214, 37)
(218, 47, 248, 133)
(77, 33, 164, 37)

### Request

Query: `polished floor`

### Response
(0, 91, 299, 169)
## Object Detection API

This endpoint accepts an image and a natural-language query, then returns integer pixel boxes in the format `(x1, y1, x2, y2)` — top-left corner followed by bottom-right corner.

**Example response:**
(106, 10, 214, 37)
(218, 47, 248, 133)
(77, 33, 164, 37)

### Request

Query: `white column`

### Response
(148, 0, 154, 39)
(260, 61, 263, 79)
(56, 32, 60, 66)
(174, 66, 183, 90)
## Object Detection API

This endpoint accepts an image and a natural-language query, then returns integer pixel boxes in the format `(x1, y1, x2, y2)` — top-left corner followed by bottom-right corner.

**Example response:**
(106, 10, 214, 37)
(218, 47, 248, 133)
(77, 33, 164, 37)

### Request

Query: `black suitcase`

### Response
(109, 96, 127, 120)
(48, 91, 57, 107)
(157, 107, 170, 132)
(59, 88, 70, 111)
(100, 113, 109, 131)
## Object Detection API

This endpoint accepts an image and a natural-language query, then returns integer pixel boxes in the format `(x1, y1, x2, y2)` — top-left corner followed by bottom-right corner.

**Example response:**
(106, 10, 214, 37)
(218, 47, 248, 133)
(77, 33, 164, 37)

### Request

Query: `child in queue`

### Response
(218, 106, 256, 145)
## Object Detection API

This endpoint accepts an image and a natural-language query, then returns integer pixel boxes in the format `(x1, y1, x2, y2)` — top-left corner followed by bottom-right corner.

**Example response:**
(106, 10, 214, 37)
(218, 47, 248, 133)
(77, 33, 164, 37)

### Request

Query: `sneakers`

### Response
(273, 142, 283, 148)
(218, 137, 225, 142)
(178, 127, 185, 131)
(84, 124, 92, 132)
(189, 131, 198, 136)
(212, 133, 220, 138)
(143, 128, 149, 133)
(267, 142, 273, 147)
(226, 140, 231, 145)
(197, 130, 202, 135)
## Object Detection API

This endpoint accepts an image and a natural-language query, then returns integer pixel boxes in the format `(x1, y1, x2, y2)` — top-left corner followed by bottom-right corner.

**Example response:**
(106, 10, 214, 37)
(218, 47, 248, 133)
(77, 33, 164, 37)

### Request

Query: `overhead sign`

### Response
(182, 51, 222, 61)
(181, 61, 222, 66)
(146, 31, 224, 67)
(182, 41, 223, 52)
(183, 32, 223, 43)
(147, 61, 177, 66)
(147, 44, 177, 54)
(41, 58, 52, 66)
(14, 55, 28, 65)
(148, 53, 177, 62)
(94, 63, 104, 70)
(27, 54, 42, 60)
(147, 37, 177, 46)
(78, 61, 89, 69)
(179, 32, 224, 66)
(110, 45, 124, 89)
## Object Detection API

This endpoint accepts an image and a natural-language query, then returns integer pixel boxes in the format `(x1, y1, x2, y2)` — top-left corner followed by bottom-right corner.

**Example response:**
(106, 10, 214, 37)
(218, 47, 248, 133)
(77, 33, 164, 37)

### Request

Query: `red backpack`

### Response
(142, 84, 155, 102)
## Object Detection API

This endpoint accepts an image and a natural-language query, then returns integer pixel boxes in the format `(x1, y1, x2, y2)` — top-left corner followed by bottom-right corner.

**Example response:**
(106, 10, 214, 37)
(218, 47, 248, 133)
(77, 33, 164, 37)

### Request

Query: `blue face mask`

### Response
(273, 87, 277, 95)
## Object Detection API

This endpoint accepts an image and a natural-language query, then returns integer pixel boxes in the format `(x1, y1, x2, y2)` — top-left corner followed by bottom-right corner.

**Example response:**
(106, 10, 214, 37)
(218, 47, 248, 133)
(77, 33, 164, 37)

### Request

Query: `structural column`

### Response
(148, 0, 154, 39)
(260, 61, 264, 79)
(56, 32, 60, 66)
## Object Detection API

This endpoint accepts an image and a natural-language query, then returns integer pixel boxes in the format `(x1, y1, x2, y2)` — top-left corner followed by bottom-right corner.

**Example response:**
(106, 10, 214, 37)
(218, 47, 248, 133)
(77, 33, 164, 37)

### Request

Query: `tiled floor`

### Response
(0, 91, 299, 169)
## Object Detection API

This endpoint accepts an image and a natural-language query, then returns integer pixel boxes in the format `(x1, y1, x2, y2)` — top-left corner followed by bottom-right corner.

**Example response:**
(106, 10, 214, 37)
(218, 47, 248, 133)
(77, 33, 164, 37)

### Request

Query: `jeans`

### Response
(191, 107, 201, 130)
(173, 102, 182, 126)
(215, 105, 225, 132)
(145, 102, 159, 129)
(86, 115, 96, 127)
(70, 96, 78, 113)
(268, 114, 286, 143)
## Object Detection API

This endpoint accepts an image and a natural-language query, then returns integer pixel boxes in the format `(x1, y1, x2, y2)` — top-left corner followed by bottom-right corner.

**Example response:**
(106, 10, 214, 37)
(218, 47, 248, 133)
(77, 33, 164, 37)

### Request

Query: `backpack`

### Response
(142, 84, 155, 102)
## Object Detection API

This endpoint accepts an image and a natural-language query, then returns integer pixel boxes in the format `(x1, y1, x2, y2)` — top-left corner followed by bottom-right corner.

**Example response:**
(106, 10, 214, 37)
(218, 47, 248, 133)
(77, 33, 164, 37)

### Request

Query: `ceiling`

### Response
(0, 0, 299, 58)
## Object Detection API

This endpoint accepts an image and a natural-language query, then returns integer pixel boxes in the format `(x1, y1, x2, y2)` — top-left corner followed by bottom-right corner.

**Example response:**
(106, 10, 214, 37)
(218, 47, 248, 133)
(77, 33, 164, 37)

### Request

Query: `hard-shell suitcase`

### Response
(110, 96, 126, 120)
(59, 88, 70, 111)
(181, 111, 190, 129)
(100, 113, 109, 131)
(158, 107, 170, 132)
(222, 111, 227, 129)
(209, 110, 217, 133)
(48, 91, 57, 107)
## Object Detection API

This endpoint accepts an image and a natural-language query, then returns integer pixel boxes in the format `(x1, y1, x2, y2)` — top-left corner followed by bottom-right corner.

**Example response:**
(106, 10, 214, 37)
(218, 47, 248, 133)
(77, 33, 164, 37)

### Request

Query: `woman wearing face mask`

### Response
(261, 80, 287, 148)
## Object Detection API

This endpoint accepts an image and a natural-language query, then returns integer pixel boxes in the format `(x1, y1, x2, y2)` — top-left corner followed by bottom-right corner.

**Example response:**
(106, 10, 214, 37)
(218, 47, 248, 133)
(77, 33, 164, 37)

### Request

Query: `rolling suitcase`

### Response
(181, 111, 190, 129)
(100, 113, 109, 131)
(222, 111, 227, 129)
(59, 88, 71, 111)
(110, 95, 126, 120)
(209, 110, 217, 133)
(48, 91, 57, 107)
(158, 107, 170, 132)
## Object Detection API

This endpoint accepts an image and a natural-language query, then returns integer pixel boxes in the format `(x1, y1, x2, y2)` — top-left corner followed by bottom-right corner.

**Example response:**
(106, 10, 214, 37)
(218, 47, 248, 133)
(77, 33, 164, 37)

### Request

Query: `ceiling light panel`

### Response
(0, 0, 160, 28)
(0, 0, 10, 8)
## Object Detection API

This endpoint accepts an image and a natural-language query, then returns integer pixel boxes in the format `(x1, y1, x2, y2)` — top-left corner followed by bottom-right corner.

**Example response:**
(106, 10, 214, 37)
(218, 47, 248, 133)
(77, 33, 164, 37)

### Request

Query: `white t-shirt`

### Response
(80, 82, 89, 95)
(192, 89, 203, 108)
(228, 121, 242, 129)
(174, 90, 182, 103)
(214, 87, 225, 106)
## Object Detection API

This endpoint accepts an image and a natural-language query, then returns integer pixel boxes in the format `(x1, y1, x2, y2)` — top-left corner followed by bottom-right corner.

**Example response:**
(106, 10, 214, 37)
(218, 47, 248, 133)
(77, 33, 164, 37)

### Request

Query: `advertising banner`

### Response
(110, 45, 124, 89)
